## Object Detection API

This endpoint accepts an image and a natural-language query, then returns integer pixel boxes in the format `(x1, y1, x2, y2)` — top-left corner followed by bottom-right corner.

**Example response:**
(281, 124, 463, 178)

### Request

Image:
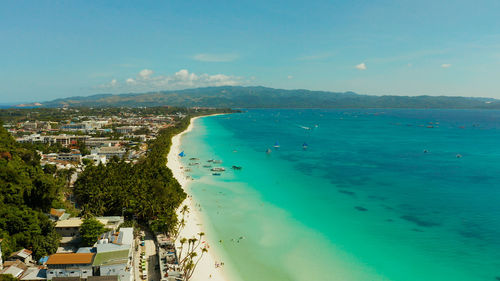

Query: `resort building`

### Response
(92, 147, 126, 159)
(46, 253, 95, 280)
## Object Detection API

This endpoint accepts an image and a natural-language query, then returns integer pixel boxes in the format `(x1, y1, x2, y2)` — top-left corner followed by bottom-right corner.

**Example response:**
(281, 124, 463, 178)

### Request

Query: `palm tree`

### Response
(187, 247, 208, 280)
(178, 237, 187, 262)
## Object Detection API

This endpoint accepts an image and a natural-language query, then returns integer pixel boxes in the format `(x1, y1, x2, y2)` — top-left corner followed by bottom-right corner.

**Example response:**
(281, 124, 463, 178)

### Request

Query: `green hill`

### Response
(39, 86, 500, 109)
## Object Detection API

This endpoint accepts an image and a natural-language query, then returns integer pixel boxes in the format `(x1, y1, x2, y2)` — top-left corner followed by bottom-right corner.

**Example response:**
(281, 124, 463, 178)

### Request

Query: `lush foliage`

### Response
(74, 117, 194, 233)
(79, 217, 107, 247)
(0, 274, 19, 281)
(0, 123, 63, 260)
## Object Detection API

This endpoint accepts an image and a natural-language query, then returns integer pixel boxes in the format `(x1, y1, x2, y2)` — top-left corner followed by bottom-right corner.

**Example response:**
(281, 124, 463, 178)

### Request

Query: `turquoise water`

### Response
(179, 109, 500, 281)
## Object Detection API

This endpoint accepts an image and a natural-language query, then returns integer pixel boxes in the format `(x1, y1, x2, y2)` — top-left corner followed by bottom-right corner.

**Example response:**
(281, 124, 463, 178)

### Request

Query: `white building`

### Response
(46, 253, 95, 280)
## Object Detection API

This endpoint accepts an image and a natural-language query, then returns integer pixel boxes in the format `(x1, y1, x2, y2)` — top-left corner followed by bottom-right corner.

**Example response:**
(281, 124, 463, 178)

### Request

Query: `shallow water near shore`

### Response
(179, 109, 500, 281)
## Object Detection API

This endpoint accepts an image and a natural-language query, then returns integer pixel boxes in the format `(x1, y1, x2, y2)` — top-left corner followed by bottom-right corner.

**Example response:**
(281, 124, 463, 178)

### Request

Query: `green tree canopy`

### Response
(79, 217, 107, 247)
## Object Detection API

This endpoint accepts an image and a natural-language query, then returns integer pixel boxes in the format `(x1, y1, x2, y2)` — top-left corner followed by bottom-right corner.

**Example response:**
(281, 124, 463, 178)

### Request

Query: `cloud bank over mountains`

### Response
(99, 69, 242, 92)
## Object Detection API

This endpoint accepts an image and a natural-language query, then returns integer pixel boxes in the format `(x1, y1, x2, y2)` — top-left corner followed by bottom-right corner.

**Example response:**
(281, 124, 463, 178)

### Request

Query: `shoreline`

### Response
(167, 114, 236, 281)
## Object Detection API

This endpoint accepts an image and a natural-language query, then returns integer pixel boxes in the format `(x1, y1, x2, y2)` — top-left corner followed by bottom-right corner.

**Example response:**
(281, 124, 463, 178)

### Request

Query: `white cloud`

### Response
(441, 63, 452, 68)
(287, 75, 293, 79)
(355, 62, 367, 70)
(193, 53, 239, 62)
(97, 69, 242, 92)
(139, 69, 154, 78)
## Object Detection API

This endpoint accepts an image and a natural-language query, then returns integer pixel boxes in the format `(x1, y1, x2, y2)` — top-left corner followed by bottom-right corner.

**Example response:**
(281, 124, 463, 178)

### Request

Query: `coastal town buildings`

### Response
(46, 253, 95, 280)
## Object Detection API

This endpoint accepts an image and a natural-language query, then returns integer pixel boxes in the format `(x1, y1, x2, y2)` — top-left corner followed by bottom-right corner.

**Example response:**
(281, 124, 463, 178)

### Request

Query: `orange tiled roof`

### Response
(50, 208, 65, 218)
(46, 253, 95, 265)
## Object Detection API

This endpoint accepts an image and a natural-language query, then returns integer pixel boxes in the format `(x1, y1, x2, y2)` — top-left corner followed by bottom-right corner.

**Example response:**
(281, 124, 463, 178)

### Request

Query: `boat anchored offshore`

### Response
(302, 142, 308, 150)
(266, 148, 272, 154)
(213, 160, 223, 164)
(273, 141, 280, 149)
(211, 167, 226, 172)
(232, 165, 242, 170)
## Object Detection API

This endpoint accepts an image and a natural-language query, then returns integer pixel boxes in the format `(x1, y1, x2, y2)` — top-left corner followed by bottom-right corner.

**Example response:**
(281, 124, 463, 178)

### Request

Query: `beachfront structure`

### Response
(46, 253, 95, 280)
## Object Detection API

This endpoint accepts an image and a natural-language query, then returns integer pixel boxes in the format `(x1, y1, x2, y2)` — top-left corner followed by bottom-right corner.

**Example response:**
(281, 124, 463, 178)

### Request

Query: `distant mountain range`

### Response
(25, 86, 500, 109)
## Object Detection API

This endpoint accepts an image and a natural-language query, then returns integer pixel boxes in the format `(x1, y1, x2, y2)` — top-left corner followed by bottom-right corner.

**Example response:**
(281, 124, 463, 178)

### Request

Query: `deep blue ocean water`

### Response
(180, 109, 500, 281)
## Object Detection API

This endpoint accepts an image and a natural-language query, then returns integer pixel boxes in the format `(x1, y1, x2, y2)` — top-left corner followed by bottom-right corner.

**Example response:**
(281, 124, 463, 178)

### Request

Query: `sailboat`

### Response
(178, 151, 185, 157)
(302, 142, 308, 150)
(273, 141, 280, 149)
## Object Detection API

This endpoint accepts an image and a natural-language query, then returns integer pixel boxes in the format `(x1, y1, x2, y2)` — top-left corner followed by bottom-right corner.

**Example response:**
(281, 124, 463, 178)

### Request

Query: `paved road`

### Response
(133, 231, 160, 281)
(145, 232, 160, 281)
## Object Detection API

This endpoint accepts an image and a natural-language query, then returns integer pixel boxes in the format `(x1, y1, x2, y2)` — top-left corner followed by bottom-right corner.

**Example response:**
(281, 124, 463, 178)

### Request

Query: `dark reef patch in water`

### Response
(355, 206, 368, 211)
(339, 190, 356, 196)
(400, 215, 440, 227)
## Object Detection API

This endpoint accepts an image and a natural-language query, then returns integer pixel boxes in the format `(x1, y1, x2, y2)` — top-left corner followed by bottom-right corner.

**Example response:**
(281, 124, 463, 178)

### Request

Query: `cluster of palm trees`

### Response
(174, 205, 209, 281)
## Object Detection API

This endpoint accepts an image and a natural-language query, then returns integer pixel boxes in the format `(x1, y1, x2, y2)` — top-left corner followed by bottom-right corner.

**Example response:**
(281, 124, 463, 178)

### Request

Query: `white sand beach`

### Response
(167, 115, 235, 281)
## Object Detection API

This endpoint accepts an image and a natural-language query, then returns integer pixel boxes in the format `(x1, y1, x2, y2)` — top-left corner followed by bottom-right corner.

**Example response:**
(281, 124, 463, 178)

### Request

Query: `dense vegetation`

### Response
(0, 123, 63, 260)
(0, 106, 208, 124)
(34, 86, 500, 109)
(79, 217, 107, 247)
(73, 111, 228, 233)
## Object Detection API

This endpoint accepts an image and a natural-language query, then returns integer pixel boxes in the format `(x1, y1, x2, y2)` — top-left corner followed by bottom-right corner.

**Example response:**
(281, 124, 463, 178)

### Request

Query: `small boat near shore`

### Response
(203, 165, 212, 168)
(211, 167, 226, 172)
(232, 165, 242, 170)
(189, 157, 199, 160)
(189, 162, 200, 166)
(212, 173, 221, 176)
(213, 160, 223, 164)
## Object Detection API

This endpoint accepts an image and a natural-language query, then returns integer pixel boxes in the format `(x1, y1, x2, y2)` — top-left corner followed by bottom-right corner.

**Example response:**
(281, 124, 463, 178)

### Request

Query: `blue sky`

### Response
(1, 0, 499, 103)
